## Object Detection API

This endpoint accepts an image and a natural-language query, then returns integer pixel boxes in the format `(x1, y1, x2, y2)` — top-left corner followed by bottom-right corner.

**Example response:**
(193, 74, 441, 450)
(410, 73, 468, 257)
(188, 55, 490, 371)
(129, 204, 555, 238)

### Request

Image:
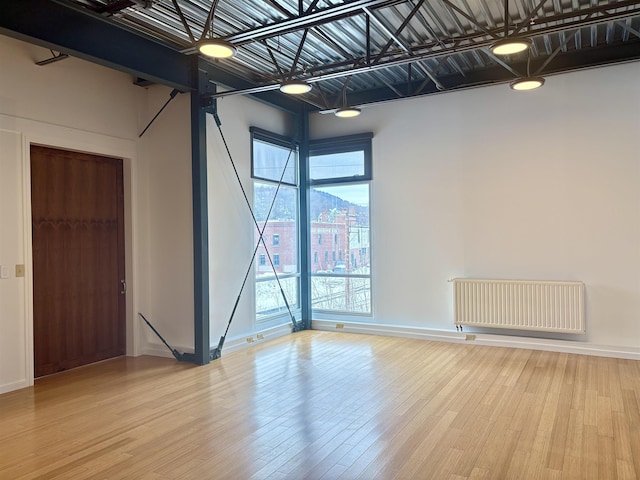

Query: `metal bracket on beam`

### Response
(201, 96, 217, 115)
(199, 66, 218, 114)
(35, 50, 69, 66)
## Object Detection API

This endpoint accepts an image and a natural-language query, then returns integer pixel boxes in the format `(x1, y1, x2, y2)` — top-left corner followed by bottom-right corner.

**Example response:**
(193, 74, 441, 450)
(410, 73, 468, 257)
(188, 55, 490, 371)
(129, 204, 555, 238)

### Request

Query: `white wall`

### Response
(311, 62, 640, 350)
(3, 30, 636, 394)
(0, 34, 199, 392)
(0, 129, 28, 393)
(207, 95, 292, 347)
(136, 88, 195, 353)
(0, 33, 295, 390)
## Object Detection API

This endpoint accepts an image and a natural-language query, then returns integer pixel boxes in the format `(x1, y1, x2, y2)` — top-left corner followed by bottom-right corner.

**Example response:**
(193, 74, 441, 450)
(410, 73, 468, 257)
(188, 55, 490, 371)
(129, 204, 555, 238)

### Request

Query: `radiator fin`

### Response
(453, 279, 585, 334)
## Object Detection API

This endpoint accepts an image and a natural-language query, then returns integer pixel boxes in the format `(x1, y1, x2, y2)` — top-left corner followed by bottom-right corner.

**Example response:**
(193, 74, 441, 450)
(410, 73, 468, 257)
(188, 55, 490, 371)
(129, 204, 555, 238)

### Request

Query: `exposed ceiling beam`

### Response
(97, 0, 136, 15)
(226, 0, 404, 44)
(363, 5, 446, 90)
(222, 0, 640, 88)
(336, 40, 640, 108)
(0, 0, 193, 90)
(0, 0, 304, 112)
(206, 36, 640, 109)
(368, 0, 427, 63)
(203, 1, 640, 104)
(286, 1, 640, 80)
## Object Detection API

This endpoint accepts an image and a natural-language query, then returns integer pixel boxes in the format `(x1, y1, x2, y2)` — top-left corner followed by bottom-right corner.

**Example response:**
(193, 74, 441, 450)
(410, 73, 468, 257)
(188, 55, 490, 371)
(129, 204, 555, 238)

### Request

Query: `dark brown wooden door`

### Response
(31, 145, 125, 378)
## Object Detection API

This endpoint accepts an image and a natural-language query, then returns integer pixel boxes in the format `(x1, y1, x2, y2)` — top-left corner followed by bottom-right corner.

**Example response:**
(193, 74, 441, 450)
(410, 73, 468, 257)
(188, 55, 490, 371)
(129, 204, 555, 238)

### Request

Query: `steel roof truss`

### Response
(200, 0, 219, 41)
(206, 1, 640, 100)
(479, 0, 498, 28)
(415, 61, 445, 90)
(441, 0, 468, 35)
(534, 27, 581, 74)
(482, 48, 523, 77)
(617, 19, 640, 39)
(255, 0, 360, 74)
(227, 0, 403, 44)
(263, 39, 285, 77)
(364, 5, 446, 89)
(511, 0, 552, 37)
(306, 0, 321, 14)
(172, 0, 196, 42)
(369, 0, 427, 63)
(439, 0, 499, 39)
(289, 28, 309, 77)
(413, 55, 450, 93)
(363, 7, 410, 57)
(284, 2, 640, 79)
(374, 69, 406, 96)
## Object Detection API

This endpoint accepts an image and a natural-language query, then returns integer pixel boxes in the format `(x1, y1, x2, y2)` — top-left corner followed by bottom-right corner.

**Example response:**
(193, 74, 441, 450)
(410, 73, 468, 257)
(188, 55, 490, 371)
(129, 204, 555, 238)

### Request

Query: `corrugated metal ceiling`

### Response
(64, 0, 640, 110)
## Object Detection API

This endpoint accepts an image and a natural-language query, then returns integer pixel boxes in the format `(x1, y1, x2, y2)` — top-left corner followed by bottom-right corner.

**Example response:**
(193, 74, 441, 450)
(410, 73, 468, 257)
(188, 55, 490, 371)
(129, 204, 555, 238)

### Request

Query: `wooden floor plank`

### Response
(0, 331, 639, 479)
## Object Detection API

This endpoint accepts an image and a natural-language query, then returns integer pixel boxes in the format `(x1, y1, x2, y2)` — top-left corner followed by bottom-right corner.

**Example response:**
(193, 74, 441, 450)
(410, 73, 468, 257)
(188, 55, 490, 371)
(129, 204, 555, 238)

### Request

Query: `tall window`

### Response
(309, 133, 372, 316)
(252, 128, 299, 323)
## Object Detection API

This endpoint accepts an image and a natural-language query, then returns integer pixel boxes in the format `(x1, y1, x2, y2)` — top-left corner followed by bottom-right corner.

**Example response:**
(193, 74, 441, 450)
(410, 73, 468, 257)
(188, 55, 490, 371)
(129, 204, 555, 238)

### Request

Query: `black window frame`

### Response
(251, 126, 298, 187)
(308, 133, 373, 185)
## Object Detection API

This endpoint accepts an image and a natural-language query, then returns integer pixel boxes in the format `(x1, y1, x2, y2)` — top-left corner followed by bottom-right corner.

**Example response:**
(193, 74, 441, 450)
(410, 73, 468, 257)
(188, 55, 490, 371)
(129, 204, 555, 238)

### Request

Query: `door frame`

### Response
(21, 132, 137, 386)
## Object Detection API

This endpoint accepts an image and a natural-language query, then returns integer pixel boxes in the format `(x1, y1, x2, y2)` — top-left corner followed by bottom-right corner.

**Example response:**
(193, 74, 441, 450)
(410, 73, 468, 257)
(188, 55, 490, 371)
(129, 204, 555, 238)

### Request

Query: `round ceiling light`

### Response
(279, 80, 312, 95)
(198, 39, 237, 59)
(335, 107, 361, 118)
(510, 76, 545, 91)
(490, 37, 532, 55)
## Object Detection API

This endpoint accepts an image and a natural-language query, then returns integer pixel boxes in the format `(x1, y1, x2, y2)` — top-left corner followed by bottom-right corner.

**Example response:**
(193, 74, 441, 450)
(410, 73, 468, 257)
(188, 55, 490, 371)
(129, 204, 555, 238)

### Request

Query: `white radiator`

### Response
(452, 278, 585, 334)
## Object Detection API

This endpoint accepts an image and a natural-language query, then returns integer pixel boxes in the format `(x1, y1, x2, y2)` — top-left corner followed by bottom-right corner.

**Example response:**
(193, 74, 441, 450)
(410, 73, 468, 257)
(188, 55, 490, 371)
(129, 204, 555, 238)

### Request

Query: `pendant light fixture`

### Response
(489, 0, 531, 56)
(334, 76, 361, 118)
(490, 37, 532, 56)
(510, 48, 545, 91)
(198, 0, 237, 59)
(335, 107, 361, 118)
(510, 76, 545, 91)
(279, 79, 312, 95)
(198, 38, 237, 59)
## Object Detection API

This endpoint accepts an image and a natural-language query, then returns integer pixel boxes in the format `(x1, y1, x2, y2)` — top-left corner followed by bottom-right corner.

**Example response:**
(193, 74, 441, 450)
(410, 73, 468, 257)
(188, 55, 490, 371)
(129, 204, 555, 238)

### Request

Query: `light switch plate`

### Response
(15, 264, 25, 277)
(0, 266, 9, 279)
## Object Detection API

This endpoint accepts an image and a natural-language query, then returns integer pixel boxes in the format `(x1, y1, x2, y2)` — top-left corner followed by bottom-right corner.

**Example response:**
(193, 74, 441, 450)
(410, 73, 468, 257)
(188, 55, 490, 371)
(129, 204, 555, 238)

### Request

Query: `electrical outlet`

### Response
(465, 334, 476, 341)
(246, 337, 254, 343)
(15, 264, 25, 277)
(336, 323, 344, 329)
(256, 333, 264, 340)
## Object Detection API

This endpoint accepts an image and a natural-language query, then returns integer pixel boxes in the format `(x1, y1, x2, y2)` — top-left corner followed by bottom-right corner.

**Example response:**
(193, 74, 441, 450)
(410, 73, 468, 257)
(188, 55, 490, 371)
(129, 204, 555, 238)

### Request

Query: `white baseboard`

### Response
(0, 378, 30, 395)
(140, 342, 192, 359)
(211, 323, 293, 355)
(140, 323, 293, 360)
(311, 320, 640, 361)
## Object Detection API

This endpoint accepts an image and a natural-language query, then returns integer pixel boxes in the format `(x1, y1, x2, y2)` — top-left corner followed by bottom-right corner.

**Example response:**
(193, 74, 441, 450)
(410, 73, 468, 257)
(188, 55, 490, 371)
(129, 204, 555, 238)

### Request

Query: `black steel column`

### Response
(191, 58, 210, 364)
(296, 108, 312, 329)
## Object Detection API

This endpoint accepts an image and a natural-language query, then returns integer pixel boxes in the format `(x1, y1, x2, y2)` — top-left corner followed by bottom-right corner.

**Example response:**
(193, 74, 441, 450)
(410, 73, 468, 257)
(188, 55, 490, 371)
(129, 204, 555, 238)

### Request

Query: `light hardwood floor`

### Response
(1, 331, 639, 479)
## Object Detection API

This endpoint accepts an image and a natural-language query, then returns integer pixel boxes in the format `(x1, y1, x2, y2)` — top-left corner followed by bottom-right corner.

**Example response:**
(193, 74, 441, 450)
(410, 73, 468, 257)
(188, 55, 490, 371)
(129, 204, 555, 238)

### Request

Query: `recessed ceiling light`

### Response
(198, 39, 237, 59)
(279, 80, 312, 95)
(490, 37, 532, 55)
(510, 76, 545, 91)
(335, 107, 361, 118)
